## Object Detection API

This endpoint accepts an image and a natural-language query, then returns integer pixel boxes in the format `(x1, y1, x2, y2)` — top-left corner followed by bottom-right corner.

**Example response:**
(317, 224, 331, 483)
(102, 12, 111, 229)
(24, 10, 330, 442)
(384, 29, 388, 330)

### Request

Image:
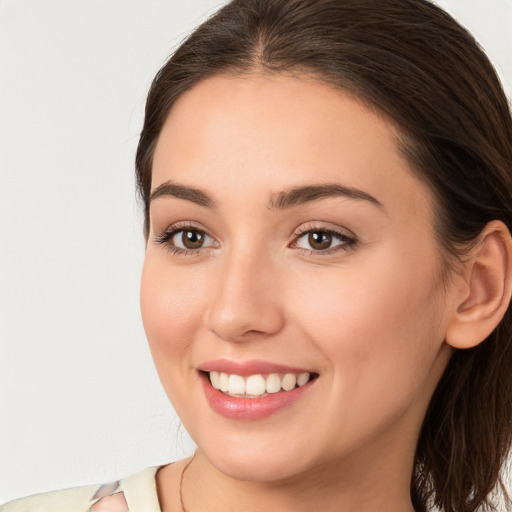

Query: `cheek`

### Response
(140, 256, 206, 369)
(287, 255, 447, 447)
(288, 246, 445, 396)
(291, 260, 438, 341)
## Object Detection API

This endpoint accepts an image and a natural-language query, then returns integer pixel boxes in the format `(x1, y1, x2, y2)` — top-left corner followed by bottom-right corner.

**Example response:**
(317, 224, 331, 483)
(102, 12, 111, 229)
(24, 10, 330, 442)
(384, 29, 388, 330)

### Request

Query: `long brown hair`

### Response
(136, 1, 512, 510)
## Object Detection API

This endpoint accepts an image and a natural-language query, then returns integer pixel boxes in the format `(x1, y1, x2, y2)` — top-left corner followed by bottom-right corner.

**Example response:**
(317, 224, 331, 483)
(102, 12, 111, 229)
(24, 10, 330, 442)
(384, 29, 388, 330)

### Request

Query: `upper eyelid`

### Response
(156, 222, 354, 237)
(156, 221, 213, 238)
(291, 228, 355, 245)
(157, 224, 213, 240)
(292, 222, 356, 238)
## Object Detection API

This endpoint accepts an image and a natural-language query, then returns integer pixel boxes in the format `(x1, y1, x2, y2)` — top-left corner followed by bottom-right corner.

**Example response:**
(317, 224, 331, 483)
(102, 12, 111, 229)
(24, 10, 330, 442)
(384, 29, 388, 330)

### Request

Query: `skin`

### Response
(140, 73, 460, 512)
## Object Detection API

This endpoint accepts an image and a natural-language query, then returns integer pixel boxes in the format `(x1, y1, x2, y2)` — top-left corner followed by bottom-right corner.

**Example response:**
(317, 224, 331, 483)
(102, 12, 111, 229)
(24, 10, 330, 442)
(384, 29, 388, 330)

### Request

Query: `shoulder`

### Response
(0, 467, 162, 512)
(0, 483, 101, 512)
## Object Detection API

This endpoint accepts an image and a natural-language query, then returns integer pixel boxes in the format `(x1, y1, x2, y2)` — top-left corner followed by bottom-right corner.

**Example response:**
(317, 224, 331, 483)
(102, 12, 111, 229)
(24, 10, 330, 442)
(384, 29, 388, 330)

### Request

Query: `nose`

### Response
(204, 249, 285, 342)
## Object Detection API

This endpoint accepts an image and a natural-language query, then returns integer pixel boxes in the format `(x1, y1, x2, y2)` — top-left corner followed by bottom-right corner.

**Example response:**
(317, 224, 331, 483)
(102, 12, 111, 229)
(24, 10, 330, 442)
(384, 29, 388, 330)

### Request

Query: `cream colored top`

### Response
(0, 467, 163, 512)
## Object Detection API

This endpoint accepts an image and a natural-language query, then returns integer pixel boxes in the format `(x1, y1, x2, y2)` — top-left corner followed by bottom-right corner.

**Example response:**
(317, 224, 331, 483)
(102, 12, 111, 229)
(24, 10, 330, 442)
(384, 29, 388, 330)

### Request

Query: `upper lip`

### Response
(197, 359, 315, 376)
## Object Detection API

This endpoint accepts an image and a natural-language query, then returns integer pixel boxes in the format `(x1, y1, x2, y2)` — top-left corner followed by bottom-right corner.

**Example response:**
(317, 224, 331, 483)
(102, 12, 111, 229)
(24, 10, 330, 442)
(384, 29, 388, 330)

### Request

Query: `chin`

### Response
(185, 420, 323, 483)
(205, 444, 311, 483)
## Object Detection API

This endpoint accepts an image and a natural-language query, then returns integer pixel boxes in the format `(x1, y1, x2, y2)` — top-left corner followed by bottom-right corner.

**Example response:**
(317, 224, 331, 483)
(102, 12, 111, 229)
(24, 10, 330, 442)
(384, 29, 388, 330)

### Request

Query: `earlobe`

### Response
(446, 221, 512, 349)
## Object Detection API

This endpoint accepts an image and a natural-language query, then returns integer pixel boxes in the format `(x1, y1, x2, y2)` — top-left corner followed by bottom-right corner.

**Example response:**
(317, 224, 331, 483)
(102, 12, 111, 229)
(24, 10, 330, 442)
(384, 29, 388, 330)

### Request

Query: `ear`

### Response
(446, 220, 512, 349)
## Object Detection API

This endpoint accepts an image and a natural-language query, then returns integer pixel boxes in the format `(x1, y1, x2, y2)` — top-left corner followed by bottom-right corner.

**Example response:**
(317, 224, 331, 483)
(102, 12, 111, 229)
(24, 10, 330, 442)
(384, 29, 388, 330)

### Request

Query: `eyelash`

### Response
(154, 222, 357, 257)
(154, 222, 214, 257)
(291, 223, 357, 256)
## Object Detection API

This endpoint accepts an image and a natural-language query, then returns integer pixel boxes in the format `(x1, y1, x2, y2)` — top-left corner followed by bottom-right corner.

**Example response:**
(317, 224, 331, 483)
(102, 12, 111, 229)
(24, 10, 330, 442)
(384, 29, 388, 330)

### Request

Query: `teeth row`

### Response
(209, 371, 311, 397)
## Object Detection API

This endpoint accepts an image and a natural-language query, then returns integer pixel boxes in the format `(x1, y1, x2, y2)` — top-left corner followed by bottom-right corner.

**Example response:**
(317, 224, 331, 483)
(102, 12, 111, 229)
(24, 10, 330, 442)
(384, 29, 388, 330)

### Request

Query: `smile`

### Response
(198, 360, 318, 420)
(208, 371, 312, 398)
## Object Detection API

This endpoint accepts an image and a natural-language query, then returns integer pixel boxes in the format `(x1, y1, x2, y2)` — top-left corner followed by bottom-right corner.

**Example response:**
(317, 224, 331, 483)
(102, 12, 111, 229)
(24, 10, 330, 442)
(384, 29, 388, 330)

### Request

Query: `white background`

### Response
(1, 0, 511, 504)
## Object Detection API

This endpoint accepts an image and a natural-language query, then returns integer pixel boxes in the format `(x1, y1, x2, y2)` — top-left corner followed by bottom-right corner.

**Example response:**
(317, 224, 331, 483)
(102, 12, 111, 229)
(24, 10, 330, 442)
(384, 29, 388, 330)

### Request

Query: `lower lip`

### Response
(200, 373, 314, 420)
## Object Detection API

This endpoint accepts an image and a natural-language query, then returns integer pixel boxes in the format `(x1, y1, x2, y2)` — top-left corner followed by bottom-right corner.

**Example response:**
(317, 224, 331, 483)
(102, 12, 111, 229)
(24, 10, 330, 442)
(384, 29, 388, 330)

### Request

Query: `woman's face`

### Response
(141, 73, 455, 482)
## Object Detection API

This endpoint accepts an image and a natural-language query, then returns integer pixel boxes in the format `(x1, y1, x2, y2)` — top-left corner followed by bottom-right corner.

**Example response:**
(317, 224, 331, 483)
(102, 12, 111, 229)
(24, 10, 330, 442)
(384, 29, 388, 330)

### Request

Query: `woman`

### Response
(2, 0, 511, 511)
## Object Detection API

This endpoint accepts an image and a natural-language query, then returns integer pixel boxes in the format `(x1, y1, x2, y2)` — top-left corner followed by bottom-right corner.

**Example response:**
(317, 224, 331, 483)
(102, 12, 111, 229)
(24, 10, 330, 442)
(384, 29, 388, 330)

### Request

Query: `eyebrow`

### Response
(150, 180, 216, 208)
(149, 180, 383, 211)
(268, 183, 384, 211)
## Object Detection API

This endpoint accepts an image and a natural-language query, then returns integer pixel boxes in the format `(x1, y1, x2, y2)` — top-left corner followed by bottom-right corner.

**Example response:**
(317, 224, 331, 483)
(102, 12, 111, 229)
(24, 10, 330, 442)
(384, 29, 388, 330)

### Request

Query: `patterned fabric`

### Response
(0, 467, 162, 512)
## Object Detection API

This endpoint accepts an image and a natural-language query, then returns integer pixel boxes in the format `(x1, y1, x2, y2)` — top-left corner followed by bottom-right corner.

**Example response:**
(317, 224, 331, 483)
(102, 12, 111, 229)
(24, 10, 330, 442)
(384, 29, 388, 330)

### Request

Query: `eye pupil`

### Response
(308, 231, 332, 250)
(182, 230, 204, 249)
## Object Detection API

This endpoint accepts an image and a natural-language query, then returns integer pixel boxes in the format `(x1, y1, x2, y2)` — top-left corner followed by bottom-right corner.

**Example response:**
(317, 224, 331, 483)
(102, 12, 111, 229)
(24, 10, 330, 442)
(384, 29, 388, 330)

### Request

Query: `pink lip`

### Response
(198, 362, 317, 421)
(198, 358, 313, 376)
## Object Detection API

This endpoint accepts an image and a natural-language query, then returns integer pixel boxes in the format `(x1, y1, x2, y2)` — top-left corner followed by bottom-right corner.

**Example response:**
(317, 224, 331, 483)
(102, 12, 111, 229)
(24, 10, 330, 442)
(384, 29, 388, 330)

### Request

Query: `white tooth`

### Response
(245, 374, 266, 396)
(219, 372, 229, 392)
(210, 371, 220, 389)
(266, 373, 281, 393)
(228, 374, 245, 395)
(297, 372, 310, 387)
(281, 373, 297, 391)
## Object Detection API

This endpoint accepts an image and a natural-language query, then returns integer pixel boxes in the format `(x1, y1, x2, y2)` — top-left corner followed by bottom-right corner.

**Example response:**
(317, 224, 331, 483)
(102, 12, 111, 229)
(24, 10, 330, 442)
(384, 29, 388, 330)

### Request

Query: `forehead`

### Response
(151, 72, 433, 224)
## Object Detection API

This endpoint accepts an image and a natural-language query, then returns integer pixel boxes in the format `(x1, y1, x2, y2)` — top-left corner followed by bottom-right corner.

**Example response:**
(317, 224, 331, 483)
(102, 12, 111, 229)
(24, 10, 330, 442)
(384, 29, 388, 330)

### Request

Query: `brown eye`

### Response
(155, 225, 216, 254)
(308, 231, 333, 250)
(294, 228, 354, 254)
(175, 230, 207, 249)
